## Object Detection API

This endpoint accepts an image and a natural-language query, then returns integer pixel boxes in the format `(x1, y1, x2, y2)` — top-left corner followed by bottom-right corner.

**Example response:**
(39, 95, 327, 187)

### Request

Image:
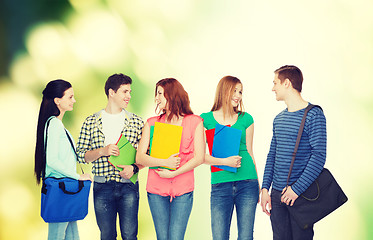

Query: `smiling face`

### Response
(231, 83, 243, 108)
(55, 87, 76, 113)
(272, 73, 287, 101)
(155, 86, 167, 111)
(110, 84, 132, 109)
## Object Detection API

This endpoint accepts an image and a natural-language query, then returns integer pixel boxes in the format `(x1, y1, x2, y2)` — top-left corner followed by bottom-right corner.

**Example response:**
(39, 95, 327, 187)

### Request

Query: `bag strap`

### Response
(43, 117, 84, 181)
(285, 104, 322, 187)
(64, 129, 84, 174)
(59, 181, 85, 195)
(42, 118, 53, 180)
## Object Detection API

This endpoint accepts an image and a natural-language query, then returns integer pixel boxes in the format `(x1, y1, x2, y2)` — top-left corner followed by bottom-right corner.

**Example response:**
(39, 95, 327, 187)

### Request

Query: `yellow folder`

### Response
(108, 134, 138, 184)
(150, 122, 183, 170)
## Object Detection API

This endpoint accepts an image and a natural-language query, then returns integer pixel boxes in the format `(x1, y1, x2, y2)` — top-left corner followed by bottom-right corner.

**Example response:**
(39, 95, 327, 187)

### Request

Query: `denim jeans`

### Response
(270, 189, 314, 240)
(48, 221, 79, 240)
(211, 179, 259, 240)
(93, 181, 139, 240)
(147, 191, 193, 240)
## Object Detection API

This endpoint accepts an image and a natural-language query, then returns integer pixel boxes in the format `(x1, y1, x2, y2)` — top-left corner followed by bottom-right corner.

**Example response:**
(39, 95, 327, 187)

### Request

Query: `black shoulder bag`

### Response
(284, 104, 348, 229)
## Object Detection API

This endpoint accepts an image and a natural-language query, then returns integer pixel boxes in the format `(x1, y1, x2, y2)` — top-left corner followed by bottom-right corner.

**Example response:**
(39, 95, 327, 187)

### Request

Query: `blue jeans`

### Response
(147, 191, 193, 240)
(48, 221, 79, 240)
(93, 181, 139, 240)
(211, 179, 259, 240)
(270, 189, 314, 240)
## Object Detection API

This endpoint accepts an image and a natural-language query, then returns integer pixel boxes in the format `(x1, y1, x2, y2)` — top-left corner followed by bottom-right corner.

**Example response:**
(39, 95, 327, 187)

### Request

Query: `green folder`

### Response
(108, 134, 138, 184)
(149, 125, 154, 155)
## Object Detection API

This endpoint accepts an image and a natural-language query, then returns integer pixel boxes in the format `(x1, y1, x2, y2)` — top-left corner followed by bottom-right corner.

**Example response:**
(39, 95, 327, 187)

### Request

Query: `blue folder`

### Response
(212, 124, 242, 172)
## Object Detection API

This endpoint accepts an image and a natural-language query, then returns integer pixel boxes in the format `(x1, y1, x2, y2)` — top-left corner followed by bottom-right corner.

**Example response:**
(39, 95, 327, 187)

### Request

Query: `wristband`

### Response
(131, 164, 139, 174)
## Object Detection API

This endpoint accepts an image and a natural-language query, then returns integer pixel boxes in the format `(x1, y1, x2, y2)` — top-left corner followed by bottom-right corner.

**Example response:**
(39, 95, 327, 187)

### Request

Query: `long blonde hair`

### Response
(211, 76, 244, 119)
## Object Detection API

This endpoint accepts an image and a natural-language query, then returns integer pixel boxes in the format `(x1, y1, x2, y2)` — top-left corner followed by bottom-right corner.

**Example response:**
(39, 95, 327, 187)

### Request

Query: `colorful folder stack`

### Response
(205, 128, 222, 172)
(108, 134, 138, 184)
(206, 124, 242, 173)
(149, 122, 183, 170)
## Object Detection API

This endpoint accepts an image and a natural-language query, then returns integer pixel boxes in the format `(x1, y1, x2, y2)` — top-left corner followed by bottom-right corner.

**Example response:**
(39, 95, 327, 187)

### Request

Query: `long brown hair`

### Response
(35, 79, 72, 184)
(155, 78, 193, 122)
(211, 76, 244, 119)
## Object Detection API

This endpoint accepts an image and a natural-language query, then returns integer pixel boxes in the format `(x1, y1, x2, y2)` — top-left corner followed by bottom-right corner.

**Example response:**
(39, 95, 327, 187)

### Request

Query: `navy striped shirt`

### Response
(262, 104, 327, 196)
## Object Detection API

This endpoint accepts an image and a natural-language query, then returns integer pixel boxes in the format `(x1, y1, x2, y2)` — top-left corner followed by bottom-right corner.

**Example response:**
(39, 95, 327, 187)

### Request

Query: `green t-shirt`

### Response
(200, 111, 258, 184)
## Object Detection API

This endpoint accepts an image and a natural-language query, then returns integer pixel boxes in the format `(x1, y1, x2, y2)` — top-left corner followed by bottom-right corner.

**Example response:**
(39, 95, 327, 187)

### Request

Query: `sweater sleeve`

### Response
(261, 120, 276, 190)
(291, 108, 327, 195)
(46, 118, 80, 180)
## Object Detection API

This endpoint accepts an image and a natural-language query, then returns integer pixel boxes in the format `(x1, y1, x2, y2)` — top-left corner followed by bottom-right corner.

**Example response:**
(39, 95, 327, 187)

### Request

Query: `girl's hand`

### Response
(224, 156, 242, 168)
(79, 173, 93, 181)
(155, 168, 176, 178)
(165, 153, 181, 169)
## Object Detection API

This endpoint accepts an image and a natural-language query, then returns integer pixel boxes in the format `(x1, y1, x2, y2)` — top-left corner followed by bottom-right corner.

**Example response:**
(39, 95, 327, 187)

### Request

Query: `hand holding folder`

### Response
(108, 134, 138, 184)
(149, 122, 183, 170)
(211, 124, 242, 172)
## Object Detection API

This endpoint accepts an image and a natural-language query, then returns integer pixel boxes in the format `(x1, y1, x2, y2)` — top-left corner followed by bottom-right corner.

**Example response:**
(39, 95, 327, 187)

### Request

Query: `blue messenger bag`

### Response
(40, 118, 91, 222)
(41, 177, 91, 222)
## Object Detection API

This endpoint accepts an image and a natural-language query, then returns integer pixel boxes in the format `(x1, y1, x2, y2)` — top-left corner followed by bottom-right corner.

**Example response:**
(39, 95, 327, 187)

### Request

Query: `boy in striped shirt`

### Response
(261, 65, 327, 240)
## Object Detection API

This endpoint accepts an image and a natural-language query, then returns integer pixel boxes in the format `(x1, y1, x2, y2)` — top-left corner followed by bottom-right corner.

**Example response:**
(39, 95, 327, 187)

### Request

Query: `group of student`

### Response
(34, 65, 327, 240)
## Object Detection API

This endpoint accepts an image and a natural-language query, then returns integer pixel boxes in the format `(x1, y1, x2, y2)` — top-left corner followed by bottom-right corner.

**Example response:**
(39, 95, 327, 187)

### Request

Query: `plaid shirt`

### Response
(76, 109, 144, 182)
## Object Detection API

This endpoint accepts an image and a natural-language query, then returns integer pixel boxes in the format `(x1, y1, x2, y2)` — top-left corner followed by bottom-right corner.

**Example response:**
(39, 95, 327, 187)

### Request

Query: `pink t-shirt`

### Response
(146, 114, 203, 198)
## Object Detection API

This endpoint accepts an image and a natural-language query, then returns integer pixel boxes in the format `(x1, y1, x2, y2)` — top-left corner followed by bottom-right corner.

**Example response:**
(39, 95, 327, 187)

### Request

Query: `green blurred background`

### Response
(0, 0, 371, 239)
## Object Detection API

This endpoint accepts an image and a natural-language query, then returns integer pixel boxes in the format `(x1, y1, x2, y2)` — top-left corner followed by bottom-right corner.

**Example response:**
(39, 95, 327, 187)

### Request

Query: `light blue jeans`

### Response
(48, 221, 79, 240)
(147, 191, 193, 240)
(211, 179, 259, 240)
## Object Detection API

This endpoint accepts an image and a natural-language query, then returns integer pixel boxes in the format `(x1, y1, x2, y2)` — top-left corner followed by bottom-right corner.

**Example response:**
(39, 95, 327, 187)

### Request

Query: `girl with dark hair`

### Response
(136, 78, 205, 240)
(34, 79, 92, 240)
(200, 76, 260, 240)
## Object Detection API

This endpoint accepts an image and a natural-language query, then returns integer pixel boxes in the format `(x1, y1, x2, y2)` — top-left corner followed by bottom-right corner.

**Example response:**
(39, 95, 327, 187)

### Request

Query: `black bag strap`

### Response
(43, 117, 84, 181)
(42, 118, 53, 180)
(285, 104, 323, 187)
(59, 181, 85, 195)
(64, 128, 84, 174)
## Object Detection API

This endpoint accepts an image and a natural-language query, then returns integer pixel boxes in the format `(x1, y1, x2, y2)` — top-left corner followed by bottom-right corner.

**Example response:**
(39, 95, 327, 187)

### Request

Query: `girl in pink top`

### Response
(136, 78, 205, 240)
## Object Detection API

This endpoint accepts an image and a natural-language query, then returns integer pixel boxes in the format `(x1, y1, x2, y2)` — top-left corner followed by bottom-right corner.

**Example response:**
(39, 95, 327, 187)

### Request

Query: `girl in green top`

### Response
(200, 76, 259, 240)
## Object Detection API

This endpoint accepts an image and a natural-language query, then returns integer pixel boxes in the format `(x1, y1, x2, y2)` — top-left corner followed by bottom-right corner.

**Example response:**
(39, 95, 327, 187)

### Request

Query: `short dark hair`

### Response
(104, 73, 132, 97)
(274, 65, 303, 92)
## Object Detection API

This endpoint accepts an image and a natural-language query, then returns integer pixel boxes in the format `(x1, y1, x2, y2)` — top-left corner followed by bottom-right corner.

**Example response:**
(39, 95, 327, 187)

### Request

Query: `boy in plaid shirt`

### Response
(76, 73, 144, 240)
